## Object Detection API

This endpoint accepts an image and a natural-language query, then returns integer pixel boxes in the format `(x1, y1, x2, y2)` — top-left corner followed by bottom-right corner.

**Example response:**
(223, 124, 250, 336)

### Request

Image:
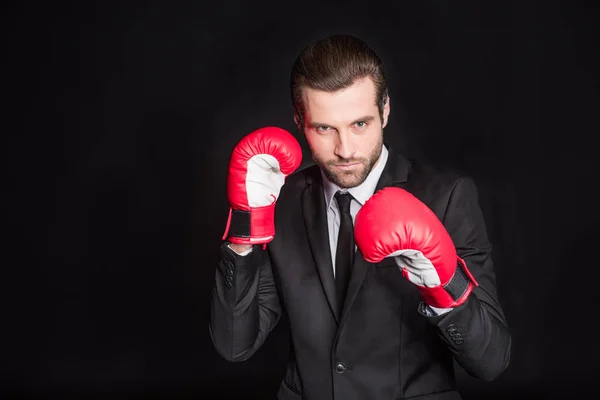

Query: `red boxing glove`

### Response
(222, 126, 302, 245)
(354, 187, 478, 308)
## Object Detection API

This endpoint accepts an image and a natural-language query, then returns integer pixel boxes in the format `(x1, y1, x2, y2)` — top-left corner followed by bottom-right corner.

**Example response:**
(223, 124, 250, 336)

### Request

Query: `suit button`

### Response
(335, 362, 346, 374)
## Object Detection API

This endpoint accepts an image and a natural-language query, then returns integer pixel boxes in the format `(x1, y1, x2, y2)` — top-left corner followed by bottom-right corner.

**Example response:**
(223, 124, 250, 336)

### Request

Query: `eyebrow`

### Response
(308, 115, 376, 129)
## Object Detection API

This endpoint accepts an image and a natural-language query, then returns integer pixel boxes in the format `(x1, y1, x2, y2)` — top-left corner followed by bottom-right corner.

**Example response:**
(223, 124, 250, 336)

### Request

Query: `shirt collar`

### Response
(322, 144, 389, 210)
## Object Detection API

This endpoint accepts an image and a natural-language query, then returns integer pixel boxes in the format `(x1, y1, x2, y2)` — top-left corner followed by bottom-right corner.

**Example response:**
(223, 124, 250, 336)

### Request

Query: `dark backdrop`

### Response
(3, 1, 599, 399)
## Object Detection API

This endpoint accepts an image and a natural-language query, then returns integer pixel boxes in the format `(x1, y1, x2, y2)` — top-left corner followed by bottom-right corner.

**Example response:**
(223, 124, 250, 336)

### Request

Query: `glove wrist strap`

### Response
(444, 259, 473, 301)
(222, 204, 276, 244)
(420, 257, 479, 308)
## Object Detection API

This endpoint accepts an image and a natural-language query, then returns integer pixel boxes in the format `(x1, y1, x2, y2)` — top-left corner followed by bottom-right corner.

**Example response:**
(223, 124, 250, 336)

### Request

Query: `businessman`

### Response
(210, 34, 511, 400)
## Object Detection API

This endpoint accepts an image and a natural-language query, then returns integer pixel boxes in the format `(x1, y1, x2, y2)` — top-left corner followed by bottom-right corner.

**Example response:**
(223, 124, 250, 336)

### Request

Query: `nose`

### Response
(334, 130, 355, 160)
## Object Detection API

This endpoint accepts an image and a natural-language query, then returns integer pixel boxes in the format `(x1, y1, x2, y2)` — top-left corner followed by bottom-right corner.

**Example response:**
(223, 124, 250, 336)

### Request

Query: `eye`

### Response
(317, 125, 330, 132)
(355, 121, 367, 128)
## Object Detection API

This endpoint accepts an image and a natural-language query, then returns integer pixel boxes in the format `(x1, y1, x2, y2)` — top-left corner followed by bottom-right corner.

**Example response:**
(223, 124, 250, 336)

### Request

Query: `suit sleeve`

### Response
(422, 177, 512, 381)
(209, 242, 282, 362)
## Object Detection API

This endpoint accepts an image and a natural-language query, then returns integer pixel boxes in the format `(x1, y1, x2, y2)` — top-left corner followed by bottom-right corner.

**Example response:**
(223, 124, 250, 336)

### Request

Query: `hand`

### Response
(354, 187, 478, 308)
(222, 126, 302, 245)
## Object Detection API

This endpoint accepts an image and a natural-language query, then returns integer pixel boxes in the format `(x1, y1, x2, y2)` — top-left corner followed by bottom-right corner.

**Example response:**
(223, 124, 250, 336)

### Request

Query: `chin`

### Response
(329, 169, 368, 189)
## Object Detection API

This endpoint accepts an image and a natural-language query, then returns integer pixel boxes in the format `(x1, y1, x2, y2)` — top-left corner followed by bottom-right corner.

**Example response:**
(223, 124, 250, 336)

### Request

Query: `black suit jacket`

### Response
(210, 148, 511, 400)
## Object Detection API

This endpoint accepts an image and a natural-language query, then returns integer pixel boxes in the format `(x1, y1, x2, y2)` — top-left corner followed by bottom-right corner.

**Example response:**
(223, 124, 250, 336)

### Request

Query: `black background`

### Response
(3, 1, 599, 398)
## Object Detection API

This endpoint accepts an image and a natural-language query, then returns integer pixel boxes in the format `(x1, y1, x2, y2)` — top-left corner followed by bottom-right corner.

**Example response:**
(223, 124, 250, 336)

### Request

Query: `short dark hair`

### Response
(290, 34, 389, 128)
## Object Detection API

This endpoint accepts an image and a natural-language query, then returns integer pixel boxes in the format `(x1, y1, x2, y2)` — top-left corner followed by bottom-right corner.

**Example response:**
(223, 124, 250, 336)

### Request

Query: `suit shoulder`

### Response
(407, 158, 476, 193)
(279, 163, 319, 198)
(284, 162, 319, 188)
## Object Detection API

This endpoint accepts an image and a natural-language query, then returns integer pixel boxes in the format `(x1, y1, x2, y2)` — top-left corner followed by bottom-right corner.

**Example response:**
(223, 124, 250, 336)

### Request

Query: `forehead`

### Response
(302, 77, 378, 123)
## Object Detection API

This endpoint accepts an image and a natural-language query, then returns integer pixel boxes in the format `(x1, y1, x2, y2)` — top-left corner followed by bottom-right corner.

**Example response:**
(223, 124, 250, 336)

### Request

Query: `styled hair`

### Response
(290, 34, 389, 128)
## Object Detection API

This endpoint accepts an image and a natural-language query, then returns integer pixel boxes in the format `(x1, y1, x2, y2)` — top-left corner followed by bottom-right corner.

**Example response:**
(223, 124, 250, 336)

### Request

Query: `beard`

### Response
(312, 134, 383, 189)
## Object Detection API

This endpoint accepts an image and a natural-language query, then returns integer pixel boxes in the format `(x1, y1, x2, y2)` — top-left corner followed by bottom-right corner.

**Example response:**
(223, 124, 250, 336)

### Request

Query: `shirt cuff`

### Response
(227, 243, 253, 256)
(419, 302, 453, 316)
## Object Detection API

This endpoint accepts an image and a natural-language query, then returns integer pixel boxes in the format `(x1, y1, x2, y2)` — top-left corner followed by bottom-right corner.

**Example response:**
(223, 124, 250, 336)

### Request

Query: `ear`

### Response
(293, 112, 302, 130)
(382, 96, 391, 128)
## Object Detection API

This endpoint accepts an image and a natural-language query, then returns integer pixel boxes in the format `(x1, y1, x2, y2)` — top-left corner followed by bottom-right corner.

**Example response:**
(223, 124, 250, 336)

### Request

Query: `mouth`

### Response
(334, 163, 360, 170)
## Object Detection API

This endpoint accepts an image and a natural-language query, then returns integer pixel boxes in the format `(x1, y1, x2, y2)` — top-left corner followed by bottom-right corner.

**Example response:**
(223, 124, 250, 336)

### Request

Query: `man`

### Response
(210, 34, 511, 400)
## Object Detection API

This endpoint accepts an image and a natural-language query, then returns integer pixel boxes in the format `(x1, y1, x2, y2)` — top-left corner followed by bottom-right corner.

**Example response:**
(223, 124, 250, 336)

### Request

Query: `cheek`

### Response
(357, 127, 381, 148)
(305, 132, 332, 154)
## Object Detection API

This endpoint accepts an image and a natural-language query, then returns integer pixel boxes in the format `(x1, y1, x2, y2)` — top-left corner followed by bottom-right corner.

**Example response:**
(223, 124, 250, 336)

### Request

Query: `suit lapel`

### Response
(301, 168, 340, 323)
(338, 147, 410, 328)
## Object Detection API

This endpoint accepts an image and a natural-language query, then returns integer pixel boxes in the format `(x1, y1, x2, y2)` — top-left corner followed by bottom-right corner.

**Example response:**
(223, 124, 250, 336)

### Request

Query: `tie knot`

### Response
(334, 191, 353, 215)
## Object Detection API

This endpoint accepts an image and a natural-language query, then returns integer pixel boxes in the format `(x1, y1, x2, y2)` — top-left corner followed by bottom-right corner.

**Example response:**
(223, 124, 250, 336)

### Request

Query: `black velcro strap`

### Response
(228, 209, 251, 238)
(443, 262, 471, 300)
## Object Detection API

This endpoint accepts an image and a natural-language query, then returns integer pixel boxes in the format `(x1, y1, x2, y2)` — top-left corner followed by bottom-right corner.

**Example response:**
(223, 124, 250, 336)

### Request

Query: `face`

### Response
(297, 77, 390, 189)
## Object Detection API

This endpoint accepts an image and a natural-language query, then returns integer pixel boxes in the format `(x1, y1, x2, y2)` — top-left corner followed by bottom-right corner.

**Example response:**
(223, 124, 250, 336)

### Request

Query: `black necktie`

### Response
(334, 191, 354, 313)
